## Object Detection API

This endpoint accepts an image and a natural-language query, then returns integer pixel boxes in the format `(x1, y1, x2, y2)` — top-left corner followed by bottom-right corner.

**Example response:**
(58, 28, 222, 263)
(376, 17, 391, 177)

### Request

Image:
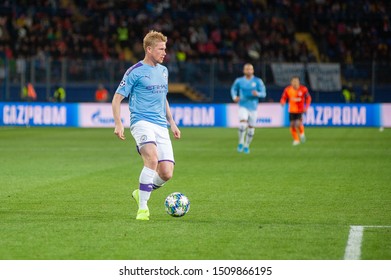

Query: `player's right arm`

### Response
(112, 68, 134, 140)
(230, 79, 240, 103)
(280, 87, 289, 106)
(112, 93, 126, 140)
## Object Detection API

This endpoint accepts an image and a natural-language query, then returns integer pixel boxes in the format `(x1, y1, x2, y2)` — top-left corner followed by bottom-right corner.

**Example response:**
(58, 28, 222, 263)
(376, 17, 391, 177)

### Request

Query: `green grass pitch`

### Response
(0, 127, 390, 260)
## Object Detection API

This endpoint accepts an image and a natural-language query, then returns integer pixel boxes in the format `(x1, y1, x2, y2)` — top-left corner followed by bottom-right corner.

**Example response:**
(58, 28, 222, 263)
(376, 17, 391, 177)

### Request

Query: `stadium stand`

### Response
(0, 0, 390, 102)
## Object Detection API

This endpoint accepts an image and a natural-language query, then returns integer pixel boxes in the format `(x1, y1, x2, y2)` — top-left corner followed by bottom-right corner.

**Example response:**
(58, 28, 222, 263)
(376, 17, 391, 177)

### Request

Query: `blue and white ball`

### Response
(164, 192, 190, 217)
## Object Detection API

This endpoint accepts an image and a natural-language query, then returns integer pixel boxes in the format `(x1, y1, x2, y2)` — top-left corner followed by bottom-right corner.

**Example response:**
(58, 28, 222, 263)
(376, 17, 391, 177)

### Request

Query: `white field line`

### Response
(344, 225, 391, 260)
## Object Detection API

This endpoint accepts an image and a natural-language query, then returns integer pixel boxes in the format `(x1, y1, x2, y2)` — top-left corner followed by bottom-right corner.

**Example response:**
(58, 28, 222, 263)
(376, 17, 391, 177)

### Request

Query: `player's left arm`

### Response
(166, 99, 181, 139)
(304, 87, 312, 112)
(252, 78, 266, 98)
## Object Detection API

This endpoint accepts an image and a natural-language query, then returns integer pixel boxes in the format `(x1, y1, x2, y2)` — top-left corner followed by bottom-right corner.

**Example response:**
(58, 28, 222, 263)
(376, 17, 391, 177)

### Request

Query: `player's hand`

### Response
(171, 123, 181, 139)
(114, 123, 125, 140)
(234, 96, 240, 103)
(252, 90, 258, 96)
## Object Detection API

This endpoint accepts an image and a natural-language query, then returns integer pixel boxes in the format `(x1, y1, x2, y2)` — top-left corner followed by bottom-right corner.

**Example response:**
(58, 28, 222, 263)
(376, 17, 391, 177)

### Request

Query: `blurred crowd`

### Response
(304, 0, 391, 64)
(0, 0, 390, 64)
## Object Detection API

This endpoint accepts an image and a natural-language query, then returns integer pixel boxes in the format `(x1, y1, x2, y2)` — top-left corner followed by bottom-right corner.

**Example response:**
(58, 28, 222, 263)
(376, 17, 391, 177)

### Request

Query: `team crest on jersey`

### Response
(251, 82, 256, 87)
(119, 79, 126, 87)
(298, 91, 302, 96)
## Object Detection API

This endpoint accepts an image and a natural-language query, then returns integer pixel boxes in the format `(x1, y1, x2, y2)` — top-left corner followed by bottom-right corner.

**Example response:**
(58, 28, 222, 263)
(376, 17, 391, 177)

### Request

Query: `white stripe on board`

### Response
(344, 226, 364, 260)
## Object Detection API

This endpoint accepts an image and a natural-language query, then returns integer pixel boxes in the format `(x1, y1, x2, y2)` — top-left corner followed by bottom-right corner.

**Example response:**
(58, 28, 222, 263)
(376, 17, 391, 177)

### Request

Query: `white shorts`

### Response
(130, 120, 174, 163)
(238, 107, 257, 127)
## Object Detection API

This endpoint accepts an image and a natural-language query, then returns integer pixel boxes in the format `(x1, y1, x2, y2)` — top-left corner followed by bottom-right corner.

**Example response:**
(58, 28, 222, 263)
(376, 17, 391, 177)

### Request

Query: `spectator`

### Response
(341, 83, 356, 103)
(21, 82, 37, 102)
(0, 1, 318, 63)
(95, 83, 109, 102)
(0, 1, 389, 64)
(52, 85, 66, 102)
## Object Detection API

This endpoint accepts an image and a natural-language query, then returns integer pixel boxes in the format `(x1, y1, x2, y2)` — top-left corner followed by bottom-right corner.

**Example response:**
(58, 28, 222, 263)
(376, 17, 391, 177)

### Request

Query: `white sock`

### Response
(138, 166, 155, 210)
(245, 127, 255, 147)
(239, 122, 248, 145)
(152, 172, 166, 191)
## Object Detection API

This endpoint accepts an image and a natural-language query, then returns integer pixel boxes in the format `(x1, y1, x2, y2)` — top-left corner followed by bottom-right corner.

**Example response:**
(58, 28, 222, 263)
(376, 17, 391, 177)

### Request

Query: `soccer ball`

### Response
(164, 192, 190, 217)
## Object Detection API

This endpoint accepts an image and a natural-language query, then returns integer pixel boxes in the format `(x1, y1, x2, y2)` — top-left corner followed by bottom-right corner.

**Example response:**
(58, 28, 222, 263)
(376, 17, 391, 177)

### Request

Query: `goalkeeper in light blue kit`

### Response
(231, 63, 266, 154)
(112, 30, 181, 221)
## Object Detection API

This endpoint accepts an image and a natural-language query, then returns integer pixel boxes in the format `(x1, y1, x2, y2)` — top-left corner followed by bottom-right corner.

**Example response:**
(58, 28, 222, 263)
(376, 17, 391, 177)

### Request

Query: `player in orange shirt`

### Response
(280, 76, 311, 145)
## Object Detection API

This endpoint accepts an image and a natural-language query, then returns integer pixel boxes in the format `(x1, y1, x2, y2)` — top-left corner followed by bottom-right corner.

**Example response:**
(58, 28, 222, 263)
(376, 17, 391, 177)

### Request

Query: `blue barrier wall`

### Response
(0, 102, 389, 127)
(286, 104, 381, 127)
(0, 102, 79, 126)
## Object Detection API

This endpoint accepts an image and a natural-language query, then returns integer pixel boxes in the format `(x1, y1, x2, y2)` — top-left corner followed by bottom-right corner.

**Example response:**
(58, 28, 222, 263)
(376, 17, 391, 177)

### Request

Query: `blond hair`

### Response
(143, 30, 167, 51)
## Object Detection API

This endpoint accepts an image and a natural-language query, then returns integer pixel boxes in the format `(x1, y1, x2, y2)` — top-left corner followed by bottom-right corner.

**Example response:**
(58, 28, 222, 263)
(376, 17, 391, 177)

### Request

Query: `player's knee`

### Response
(159, 169, 173, 181)
(239, 122, 248, 129)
